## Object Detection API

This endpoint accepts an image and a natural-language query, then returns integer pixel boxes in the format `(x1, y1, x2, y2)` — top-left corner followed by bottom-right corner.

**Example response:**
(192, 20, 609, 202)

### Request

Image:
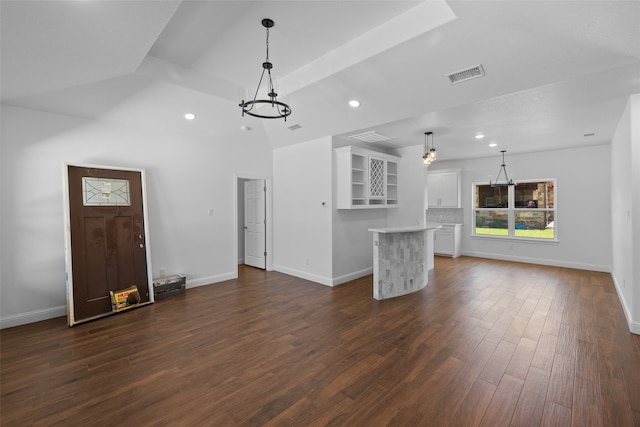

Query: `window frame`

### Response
(471, 178, 557, 242)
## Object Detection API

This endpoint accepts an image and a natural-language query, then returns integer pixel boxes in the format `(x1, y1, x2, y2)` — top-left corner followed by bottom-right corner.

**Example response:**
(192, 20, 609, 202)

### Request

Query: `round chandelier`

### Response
(239, 19, 292, 121)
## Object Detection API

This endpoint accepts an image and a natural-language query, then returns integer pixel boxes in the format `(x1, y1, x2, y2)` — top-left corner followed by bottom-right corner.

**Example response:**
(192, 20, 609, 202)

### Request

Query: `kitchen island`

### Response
(368, 225, 441, 300)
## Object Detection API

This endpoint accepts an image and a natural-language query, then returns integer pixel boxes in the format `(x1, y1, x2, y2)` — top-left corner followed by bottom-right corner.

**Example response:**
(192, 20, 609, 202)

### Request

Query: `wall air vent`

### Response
(447, 64, 486, 85)
(287, 124, 302, 131)
(348, 131, 392, 143)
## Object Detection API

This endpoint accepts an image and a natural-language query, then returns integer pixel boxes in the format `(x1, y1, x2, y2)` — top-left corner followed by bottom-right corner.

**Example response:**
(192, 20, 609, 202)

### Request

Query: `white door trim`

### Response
(244, 179, 266, 269)
(234, 173, 273, 277)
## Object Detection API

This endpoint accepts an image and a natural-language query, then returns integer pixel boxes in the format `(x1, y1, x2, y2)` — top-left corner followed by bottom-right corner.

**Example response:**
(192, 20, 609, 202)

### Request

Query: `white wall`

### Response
(0, 105, 273, 328)
(387, 145, 427, 228)
(273, 137, 333, 285)
(611, 94, 640, 334)
(429, 144, 612, 272)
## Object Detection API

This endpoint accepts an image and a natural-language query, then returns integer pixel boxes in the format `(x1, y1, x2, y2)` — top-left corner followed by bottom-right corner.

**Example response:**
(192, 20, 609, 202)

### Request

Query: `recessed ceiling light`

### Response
(475, 133, 485, 139)
(489, 142, 497, 147)
(349, 100, 360, 108)
(184, 113, 196, 120)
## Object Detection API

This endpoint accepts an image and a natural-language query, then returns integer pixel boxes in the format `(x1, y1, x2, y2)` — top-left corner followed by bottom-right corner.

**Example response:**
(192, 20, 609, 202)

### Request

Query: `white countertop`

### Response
(369, 224, 441, 233)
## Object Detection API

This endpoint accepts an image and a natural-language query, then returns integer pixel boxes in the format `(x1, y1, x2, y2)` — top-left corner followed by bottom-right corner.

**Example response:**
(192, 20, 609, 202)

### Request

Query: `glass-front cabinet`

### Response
(336, 146, 400, 209)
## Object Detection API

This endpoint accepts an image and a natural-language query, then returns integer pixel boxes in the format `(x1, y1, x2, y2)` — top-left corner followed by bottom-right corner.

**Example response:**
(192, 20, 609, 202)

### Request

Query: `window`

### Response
(473, 180, 556, 240)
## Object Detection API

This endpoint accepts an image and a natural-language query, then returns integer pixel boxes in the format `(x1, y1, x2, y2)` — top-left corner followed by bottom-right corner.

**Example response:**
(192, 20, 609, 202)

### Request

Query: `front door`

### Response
(244, 180, 266, 269)
(65, 165, 151, 325)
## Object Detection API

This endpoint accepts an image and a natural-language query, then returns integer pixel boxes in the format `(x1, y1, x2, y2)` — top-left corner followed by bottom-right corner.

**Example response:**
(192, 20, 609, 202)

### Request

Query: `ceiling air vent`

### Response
(287, 124, 302, 131)
(348, 131, 392, 143)
(447, 64, 486, 85)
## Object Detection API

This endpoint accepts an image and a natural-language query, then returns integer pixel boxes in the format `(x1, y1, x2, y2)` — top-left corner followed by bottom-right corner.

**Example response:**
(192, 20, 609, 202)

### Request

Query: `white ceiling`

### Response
(2, 0, 639, 161)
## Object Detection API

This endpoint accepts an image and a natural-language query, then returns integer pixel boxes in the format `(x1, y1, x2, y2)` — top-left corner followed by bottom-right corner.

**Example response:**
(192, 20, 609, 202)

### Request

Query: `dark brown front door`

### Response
(67, 166, 150, 323)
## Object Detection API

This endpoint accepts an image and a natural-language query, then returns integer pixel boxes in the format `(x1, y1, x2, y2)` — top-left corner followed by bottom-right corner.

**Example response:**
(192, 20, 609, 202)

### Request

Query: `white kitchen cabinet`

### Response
(434, 224, 462, 258)
(335, 146, 400, 209)
(427, 169, 461, 208)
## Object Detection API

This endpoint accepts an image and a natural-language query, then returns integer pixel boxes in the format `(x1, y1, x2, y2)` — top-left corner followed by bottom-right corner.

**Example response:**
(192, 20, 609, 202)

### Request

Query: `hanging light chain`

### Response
(265, 25, 270, 62)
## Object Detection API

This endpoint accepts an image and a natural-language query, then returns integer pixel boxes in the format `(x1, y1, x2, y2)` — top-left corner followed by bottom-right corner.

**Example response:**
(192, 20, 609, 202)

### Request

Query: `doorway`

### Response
(235, 175, 272, 275)
(63, 164, 153, 326)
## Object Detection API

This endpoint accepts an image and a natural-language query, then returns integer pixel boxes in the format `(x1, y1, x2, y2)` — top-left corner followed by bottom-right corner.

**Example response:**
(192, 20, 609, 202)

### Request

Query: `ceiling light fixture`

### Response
(349, 100, 360, 108)
(239, 18, 292, 121)
(489, 142, 497, 147)
(184, 113, 196, 120)
(422, 131, 437, 167)
(475, 133, 485, 139)
(490, 150, 516, 187)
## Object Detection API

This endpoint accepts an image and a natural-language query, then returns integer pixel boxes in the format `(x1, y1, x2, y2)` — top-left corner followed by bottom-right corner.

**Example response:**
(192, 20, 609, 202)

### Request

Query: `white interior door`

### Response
(244, 180, 266, 269)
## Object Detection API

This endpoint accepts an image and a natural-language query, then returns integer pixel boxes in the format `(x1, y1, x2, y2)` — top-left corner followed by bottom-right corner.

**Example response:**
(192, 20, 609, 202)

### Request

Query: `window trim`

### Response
(471, 178, 558, 243)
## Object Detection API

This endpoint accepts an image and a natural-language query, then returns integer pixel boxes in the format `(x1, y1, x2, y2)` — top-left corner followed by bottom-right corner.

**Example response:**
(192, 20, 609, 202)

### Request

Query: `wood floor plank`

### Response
(451, 379, 497, 427)
(576, 338, 599, 382)
(504, 336, 539, 380)
(479, 374, 525, 427)
(541, 401, 572, 427)
(1, 257, 638, 426)
(511, 366, 552, 426)
(547, 353, 576, 409)
(531, 332, 558, 372)
(479, 339, 518, 385)
(572, 377, 603, 427)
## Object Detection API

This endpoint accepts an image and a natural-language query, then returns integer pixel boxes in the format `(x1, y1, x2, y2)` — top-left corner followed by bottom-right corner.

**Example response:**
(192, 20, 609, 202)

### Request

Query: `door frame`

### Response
(234, 174, 273, 276)
(62, 163, 154, 326)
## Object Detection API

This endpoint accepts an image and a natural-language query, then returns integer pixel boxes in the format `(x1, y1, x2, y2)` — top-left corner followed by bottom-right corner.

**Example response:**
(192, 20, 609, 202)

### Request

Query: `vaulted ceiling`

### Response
(2, 0, 639, 160)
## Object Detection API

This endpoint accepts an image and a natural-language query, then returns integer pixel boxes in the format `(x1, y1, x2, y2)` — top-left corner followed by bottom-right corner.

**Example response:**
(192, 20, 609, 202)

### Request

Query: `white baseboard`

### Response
(331, 267, 373, 286)
(1, 305, 66, 329)
(461, 251, 611, 273)
(272, 264, 334, 287)
(610, 272, 640, 335)
(272, 265, 373, 287)
(1, 272, 236, 330)
(186, 272, 237, 288)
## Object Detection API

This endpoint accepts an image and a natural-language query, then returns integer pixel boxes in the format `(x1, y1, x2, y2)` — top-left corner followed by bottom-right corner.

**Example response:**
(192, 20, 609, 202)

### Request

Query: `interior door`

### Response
(244, 180, 266, 269)
(66, 166, 151, 324)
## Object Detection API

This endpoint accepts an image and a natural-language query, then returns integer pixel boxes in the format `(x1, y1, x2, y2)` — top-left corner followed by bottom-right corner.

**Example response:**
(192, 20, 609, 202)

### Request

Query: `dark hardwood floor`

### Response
(2, 257, 639, 426)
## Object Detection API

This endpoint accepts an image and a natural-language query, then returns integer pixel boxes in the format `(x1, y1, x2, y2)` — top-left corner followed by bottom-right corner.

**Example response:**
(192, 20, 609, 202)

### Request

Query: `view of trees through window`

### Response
(474, 180, 555, 239)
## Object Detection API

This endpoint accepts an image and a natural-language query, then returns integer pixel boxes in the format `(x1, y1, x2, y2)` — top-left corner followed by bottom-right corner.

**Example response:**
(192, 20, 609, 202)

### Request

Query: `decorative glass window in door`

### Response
(82, 177, 131, 206)
(369, 158, 385, 198)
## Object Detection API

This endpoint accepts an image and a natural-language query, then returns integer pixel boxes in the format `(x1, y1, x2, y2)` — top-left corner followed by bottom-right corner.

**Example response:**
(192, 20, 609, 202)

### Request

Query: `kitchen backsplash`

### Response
(426, 207, 464, 224)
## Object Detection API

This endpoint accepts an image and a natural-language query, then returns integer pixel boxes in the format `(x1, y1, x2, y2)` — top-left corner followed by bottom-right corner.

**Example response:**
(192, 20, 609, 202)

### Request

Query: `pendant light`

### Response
(490, 150, 516, 187)
(422, 131, 437, 167)
(239, 18, 292, 121)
